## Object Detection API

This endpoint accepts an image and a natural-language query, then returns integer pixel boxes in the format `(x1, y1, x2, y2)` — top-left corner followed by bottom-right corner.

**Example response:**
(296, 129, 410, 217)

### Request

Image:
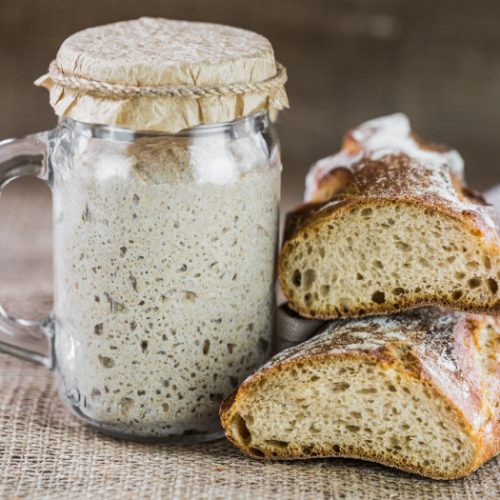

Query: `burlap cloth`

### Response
(0, 182, 498, 499)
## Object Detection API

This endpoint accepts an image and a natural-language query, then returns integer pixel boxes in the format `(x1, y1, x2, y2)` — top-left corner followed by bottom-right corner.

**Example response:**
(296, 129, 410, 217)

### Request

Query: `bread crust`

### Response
(296, 156, 499, 246)
(220, 309, 499, 480)
(279, 115, 500, 319)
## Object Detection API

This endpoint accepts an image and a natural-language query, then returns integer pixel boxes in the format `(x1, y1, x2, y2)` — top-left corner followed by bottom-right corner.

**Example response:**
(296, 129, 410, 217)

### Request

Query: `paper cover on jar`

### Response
(35, 17, 289, 133)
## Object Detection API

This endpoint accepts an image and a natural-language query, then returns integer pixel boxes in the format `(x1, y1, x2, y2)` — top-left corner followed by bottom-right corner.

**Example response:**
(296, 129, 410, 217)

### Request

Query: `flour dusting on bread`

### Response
(220, 309, 499, 480)
(305, 113, 464, 202)
(280, 115, 500, 319)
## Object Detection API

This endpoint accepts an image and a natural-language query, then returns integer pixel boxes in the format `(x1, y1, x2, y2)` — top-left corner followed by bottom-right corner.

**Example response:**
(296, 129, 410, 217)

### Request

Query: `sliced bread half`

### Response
(279, 114, 500, 319)
(220, 308, 499, 479)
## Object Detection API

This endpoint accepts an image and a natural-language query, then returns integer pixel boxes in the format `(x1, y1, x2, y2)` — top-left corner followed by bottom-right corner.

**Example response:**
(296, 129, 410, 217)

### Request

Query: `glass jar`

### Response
(0, 111, 281, 442)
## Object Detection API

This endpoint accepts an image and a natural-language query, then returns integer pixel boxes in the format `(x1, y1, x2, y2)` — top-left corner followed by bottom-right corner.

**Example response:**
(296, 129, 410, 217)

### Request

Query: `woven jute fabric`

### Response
(0, 353, 498, 499)
(0, 182, 498, 499)
(0, 355, 500, 500)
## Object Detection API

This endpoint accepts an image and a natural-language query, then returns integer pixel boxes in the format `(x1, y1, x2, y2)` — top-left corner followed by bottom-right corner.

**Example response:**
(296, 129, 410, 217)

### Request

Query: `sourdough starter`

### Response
(52, 128, 280, 438)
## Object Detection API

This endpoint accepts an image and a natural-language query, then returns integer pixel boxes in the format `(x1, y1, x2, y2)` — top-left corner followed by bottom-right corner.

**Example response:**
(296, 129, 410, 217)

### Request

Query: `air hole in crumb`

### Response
(486, 278, 498, 294)
(452, 290, 463, 300)
(356, 273, 364, 280)
(392, 287, 405, 296)
(140, 341, 148, 352)
(455, 272, 465, 280)
(396, 241, 411, 252)
(421, 259, 434, 271)
(292, 269, 302, 287)
(232, 414, 251, 444)
(483, 256, 491, 269)
(303, 269, 316, 289)
(467, 277, 481, 289)
(361, 208, 372, 216)
(371, 291, 385, 304)
(309, 423, 320, 433)
(346, 425, 360, 432)
(332, 382, 350, 392)
(265, 439, 288, 448)
(320, 285, 330, 297)
(304, 293, 313, 306)
(373, 260, 384, 269)
(358, 387, 377, 395)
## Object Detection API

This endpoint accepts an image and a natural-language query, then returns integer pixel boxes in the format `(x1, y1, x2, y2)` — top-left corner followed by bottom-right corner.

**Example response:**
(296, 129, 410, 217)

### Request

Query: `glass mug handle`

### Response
(0, 132, 54, 368)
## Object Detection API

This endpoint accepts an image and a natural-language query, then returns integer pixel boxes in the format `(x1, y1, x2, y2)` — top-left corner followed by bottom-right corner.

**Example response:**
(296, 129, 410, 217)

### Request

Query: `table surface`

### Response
(0, 180, 498, 499)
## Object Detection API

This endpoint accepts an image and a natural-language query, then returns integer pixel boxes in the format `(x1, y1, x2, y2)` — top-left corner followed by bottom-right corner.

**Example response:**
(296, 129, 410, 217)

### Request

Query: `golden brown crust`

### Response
(280, 116, 500, 319)
(220, 309, 500, 479)
(221, 351, 475, 478)
(302, 156, 499, 246)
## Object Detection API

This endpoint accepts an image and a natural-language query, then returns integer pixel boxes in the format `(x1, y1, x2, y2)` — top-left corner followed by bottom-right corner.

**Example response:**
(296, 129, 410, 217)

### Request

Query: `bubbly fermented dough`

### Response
(53, 125, 280, 439)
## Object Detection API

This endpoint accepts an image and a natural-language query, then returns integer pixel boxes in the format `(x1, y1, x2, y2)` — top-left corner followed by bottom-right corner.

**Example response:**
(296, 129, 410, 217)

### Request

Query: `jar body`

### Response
(51, 113, 280, 441)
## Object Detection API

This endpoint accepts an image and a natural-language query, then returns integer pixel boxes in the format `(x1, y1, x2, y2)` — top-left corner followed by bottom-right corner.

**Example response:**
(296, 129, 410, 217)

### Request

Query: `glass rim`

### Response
(61, 111, 270, 142)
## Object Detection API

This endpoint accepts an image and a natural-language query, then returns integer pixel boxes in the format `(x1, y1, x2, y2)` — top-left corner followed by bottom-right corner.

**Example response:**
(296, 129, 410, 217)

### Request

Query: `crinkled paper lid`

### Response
(35, 17, 289, 132)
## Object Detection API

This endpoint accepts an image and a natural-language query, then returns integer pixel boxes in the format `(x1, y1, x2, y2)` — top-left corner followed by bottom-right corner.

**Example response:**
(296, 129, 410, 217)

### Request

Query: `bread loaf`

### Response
(220, 308, 499, 479)
(279, 114, 500, 319)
